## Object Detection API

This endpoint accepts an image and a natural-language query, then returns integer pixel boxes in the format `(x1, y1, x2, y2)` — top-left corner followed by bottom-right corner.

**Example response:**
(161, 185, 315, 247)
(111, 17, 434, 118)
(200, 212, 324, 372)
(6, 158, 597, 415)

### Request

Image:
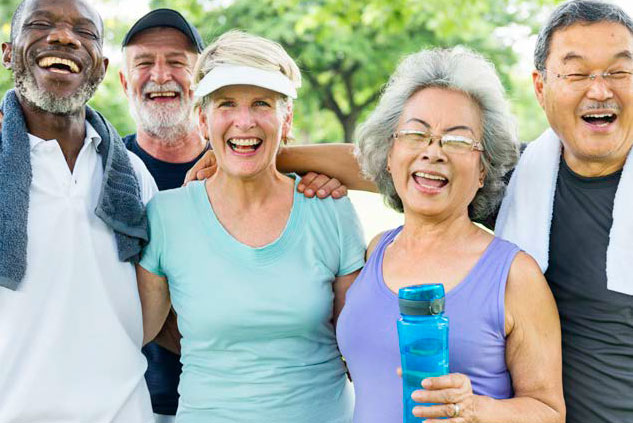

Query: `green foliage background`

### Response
(0, 0, 561, 142)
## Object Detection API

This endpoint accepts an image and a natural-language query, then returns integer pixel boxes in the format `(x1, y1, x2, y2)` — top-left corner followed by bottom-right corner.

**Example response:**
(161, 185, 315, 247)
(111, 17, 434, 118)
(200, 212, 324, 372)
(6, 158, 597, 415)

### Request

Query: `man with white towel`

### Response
(495, 1, 633, 422)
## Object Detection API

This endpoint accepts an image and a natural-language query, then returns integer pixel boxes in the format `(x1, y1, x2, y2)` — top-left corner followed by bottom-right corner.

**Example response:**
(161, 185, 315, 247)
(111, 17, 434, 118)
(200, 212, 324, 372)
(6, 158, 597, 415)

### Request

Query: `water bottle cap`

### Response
(398, 284, 445, 316)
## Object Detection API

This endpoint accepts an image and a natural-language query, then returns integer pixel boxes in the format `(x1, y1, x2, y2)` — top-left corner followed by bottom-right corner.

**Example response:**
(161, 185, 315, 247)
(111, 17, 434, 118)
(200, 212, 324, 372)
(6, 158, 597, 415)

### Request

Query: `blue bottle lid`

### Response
(398, 284, 445, 316)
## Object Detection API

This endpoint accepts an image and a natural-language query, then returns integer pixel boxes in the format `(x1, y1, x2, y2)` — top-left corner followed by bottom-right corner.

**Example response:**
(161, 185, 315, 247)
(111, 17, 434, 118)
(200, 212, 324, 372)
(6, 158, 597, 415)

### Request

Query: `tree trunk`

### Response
(342, 115, 357, 143)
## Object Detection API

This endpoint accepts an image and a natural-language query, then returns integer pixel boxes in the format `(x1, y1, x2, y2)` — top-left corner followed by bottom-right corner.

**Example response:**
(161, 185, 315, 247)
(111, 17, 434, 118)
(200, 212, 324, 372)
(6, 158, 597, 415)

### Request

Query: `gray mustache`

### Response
(579, 102, 621, 112)
(142, 81, 183, 95)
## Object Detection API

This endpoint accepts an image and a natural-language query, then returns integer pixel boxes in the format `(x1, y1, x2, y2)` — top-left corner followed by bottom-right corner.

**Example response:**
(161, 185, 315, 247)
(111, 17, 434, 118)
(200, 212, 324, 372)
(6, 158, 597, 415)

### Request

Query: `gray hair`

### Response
(356, 47, 518, 220)
(534, 0, 633, 71)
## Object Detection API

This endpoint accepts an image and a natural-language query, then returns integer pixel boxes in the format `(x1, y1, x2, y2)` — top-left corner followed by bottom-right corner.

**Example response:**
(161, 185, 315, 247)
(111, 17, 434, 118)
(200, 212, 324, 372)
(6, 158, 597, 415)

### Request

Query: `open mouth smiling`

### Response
(37, 56, 81, 74)
(412, 171, 449, 190)
(581, 112, 618, 127)
(145, 91, 180, 101)
(227, 137, 263, 154)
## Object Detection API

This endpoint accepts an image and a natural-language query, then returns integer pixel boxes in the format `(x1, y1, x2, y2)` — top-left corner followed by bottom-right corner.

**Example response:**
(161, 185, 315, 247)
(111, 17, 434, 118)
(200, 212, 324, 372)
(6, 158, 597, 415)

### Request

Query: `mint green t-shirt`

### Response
(140, 177, 365, 423)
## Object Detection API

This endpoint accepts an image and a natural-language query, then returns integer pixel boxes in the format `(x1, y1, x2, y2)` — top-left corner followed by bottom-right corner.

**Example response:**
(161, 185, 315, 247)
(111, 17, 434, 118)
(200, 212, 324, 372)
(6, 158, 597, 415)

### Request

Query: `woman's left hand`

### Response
(410, 373, 479, 422)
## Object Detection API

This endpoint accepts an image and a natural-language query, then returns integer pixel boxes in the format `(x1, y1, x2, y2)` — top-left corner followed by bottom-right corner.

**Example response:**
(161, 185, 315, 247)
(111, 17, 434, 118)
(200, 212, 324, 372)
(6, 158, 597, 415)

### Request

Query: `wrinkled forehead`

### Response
(20, 0, 103, 37)
(548, 22, 633, 68)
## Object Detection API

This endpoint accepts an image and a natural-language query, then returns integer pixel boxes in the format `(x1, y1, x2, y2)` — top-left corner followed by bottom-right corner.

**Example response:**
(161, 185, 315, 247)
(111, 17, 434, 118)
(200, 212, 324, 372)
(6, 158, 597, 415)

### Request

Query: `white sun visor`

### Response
(194, 64, 297, 99)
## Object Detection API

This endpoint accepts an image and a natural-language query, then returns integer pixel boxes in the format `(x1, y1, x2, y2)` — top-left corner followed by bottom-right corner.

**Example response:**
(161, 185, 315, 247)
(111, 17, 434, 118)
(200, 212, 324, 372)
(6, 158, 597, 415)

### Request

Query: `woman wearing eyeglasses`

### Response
(336, 48, 565, 423)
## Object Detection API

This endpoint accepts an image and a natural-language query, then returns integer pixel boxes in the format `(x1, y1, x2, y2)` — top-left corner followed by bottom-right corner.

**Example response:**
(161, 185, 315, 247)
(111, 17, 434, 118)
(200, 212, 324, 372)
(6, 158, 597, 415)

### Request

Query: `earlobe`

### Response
(532, 69, 545, 108)
(198, 108, 209, 140)
(118, 70, 128, 96)
(2, 43, 12, 70)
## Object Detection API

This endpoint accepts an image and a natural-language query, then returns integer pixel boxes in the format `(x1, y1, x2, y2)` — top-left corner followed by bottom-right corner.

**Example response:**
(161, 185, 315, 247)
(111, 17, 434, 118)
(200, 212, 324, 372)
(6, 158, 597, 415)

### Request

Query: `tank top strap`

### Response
(366, 226, 403, 268)
(450, 237, 521, 337)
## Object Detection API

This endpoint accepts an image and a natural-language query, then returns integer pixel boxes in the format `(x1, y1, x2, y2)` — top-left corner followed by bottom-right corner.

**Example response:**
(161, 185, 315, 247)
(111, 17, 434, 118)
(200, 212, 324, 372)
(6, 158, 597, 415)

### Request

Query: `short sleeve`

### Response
(139, 197, 166, 277)
(333, 197, 366, 276)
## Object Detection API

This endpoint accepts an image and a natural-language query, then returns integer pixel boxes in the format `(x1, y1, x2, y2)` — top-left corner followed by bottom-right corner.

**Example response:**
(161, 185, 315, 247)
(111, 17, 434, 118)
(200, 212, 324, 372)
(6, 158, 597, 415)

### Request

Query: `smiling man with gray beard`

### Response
(119, 9, 207, 423)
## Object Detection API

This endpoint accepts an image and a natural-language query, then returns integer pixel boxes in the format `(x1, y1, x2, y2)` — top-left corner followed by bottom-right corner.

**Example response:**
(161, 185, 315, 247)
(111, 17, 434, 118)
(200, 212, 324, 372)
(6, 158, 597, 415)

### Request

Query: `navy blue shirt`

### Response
(125, 133, 207, 415)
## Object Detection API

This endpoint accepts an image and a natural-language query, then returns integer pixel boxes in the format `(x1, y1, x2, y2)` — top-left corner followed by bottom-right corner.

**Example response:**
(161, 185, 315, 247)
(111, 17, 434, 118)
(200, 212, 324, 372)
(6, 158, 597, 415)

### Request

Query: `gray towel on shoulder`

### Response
(0, 89, 148, 291)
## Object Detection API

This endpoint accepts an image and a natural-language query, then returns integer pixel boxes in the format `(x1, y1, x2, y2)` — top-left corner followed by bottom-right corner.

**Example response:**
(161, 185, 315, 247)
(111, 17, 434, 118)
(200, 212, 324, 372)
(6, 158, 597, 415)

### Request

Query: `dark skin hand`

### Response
(2, 0, 108, 172)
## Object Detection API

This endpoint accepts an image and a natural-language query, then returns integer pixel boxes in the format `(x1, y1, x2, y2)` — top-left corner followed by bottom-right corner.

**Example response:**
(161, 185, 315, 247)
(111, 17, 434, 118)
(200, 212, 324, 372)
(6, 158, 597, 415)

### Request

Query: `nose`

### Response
(586, 75, 614, 101)
(149, 60, 172, 85)
(46, 26, 81, 49)
(233, 105, 256, 130)
(420, 138, 447, 163)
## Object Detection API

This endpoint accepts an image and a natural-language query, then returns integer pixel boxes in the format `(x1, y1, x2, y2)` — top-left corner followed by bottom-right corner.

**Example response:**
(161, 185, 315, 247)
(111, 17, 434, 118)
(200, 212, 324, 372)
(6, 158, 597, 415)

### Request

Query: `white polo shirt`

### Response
(0, 122, 157, 423)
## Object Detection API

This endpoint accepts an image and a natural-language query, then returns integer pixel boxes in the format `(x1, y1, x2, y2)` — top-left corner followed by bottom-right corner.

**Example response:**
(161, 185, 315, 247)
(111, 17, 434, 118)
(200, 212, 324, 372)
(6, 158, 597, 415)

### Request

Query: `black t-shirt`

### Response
(124, 133, 207, 416)
(545, 159, 633, 423)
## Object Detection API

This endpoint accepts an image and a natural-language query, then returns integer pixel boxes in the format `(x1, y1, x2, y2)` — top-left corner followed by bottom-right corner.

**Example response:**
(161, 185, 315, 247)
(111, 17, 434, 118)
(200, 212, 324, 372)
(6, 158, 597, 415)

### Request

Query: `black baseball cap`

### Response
(122, 8, 204, 53)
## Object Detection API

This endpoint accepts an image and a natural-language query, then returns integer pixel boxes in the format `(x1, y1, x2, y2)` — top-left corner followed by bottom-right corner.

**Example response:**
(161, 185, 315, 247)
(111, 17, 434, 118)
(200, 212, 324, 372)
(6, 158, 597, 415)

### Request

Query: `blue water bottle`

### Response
(397, 284, 449, 422)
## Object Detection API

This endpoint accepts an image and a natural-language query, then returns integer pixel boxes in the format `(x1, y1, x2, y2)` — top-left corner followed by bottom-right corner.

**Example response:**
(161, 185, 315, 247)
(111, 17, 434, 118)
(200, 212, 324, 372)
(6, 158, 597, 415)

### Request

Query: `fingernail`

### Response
(422, 379, 431, 388)
(317, 189, 325, 197)
(306, 189, 314, 196)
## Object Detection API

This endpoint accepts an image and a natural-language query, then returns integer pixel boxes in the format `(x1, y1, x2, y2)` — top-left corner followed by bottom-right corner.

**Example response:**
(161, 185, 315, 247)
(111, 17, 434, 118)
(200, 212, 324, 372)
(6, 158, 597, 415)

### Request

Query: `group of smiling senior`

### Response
(135, 23, 565, 423)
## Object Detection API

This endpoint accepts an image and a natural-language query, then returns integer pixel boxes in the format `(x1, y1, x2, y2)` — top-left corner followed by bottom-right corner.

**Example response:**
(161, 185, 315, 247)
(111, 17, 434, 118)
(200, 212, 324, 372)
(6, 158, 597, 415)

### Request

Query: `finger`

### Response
(303, 174, 330, 197)
(331, 184, 348, 199)
(396, 367, 402, 378)
(425, 418, 466, 423)
(196, 167, 216, 180)
(422, 373, 467, 390)
(412, 403, 460, 419)
(411, 387, 462, 404)
(315, 178, 341, 198)
(297, 172, 319, 195)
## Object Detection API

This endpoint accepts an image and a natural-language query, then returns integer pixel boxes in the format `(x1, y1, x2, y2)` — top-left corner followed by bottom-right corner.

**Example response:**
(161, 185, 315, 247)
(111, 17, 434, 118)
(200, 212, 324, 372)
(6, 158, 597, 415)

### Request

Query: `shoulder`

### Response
(366, 231, 387, 259)
(122, 133, 137, 150)
(127, 150, 157, 204)
(504, 251, 556, 331)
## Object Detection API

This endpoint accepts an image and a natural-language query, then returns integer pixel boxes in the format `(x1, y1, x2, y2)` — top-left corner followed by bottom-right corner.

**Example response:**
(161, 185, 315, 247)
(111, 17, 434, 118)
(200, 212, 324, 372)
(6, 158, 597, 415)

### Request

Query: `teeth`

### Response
(584, 114, 614, 118)
(149, 92, 177, 98)
(229, 138, 261, 146)
(414, 171, 447, 181)
(38, 56, 79, 73)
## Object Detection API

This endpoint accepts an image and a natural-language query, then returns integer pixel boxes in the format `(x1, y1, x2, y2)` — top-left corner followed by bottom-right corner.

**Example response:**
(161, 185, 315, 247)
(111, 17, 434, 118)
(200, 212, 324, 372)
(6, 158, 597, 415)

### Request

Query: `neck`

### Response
(399, 209, 480, 250)
(17, 94, 86, 167)
(208, 166, 290, 210)
(136, 127, 205, 163)
(563, 148, 628, 177)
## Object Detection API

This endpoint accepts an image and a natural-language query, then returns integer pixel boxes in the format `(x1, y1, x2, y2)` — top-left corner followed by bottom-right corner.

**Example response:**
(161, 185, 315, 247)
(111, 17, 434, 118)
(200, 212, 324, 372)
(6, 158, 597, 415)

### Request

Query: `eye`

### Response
(76, 28, 98, 39)
(565, 73, 589, 81)
(168, 61, 186, 68)
(253, 100, 271, 107)
(217, 100, 236, 108)
(27, 21, 51, 29)
(607, 70, 633, 79)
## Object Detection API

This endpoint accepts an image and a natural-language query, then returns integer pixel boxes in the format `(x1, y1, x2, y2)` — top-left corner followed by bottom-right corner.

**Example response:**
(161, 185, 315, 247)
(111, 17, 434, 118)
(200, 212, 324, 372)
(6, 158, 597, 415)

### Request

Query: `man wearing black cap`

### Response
(119, 9, 206, 423)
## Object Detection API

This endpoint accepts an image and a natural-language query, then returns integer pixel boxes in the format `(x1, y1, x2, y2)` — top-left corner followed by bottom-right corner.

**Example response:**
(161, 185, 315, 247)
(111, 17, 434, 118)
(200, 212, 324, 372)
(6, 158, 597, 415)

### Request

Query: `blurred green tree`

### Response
(152, 0, 558, 142)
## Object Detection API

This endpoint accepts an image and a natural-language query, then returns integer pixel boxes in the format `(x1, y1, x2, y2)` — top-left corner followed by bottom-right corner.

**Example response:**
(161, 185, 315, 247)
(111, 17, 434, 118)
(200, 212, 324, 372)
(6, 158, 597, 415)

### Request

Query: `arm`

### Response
(278, 144, 377, 192)
(411, 252, 564, 423)
(152, 308, 182, 355)
(136, 264, 172, 346)
(333, 269, 362, 326)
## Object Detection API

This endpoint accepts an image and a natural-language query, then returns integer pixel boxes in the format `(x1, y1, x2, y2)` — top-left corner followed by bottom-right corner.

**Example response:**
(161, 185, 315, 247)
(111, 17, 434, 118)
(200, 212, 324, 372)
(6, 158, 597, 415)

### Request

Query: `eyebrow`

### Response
(26, 11, 98, 31)
(562, 50, 633, 64)
(405, 118, 476, 136)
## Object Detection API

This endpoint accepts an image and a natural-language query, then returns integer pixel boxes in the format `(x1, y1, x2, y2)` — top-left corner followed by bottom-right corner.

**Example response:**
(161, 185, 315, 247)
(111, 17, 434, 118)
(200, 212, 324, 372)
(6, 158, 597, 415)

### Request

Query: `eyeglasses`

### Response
(391, 130, 484, 154)
(540, 68, 633, 91)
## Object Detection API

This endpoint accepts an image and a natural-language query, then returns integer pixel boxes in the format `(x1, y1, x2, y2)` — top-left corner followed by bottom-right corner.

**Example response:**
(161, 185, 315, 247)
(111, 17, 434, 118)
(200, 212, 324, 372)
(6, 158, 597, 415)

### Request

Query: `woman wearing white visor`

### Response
(136, 30, 365, 423)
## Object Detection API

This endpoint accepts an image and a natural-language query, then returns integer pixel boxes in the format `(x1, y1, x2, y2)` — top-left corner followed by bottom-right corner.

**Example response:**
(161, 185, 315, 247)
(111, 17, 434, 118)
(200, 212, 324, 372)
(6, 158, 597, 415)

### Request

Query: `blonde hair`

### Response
(194, 30, 301, 110)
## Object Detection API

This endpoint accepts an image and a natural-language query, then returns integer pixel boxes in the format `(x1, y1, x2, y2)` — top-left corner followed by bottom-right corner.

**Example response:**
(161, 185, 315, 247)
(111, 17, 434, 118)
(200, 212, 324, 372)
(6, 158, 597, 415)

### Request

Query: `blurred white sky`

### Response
(92, 0, 633, 242)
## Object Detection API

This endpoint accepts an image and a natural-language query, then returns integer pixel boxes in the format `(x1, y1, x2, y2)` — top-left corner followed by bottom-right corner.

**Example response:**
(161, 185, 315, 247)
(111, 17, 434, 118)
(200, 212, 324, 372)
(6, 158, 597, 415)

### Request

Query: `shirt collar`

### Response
(28, 121, 103, 151)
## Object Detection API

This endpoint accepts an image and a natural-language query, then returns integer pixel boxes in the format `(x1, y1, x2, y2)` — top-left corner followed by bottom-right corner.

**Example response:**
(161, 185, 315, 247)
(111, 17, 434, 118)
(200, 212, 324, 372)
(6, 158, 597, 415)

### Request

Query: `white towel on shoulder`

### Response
(496, 128, 633, 296)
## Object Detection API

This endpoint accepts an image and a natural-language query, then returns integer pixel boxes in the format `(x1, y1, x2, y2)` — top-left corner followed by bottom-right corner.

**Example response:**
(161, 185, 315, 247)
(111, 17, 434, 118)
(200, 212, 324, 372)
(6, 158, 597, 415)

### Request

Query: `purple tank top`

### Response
(336, 226, 520, 423)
